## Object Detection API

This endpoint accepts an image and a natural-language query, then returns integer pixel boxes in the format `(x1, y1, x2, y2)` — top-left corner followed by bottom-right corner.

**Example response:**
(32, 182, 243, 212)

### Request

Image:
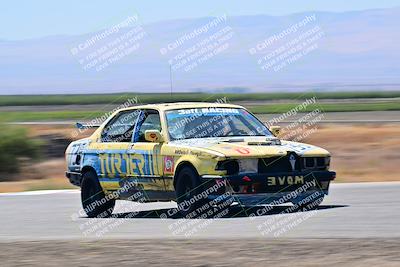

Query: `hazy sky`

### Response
(2, 0, 400, 40)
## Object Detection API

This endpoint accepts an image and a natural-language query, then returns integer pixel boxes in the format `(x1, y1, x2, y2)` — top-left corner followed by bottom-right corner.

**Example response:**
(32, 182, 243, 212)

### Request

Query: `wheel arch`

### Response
(81, 165, 98, 177)
(173, 161, 198, 189)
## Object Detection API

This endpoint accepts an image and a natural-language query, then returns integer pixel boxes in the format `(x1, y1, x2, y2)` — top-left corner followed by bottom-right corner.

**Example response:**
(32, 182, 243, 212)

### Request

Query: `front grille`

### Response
(258, 155, 328, 173)
(258, 155, 301, 173)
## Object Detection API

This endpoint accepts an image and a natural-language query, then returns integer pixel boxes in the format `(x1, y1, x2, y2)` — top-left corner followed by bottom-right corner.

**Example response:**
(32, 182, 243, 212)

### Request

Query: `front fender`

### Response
(174, 154, 222, 176)
(81, 151, 101, 176)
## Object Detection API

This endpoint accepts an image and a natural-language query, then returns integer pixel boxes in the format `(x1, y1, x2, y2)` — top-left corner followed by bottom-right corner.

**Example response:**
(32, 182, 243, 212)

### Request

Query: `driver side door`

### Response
(126, 109, 167, 199)
(91, 109, 140, 190)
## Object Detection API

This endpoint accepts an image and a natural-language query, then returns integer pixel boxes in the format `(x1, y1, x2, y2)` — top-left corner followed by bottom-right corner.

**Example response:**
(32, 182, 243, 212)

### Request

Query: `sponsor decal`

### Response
(98, 152, 155, 176)
(174, 149, 205, 157)
(235, 147, 250, 155)
(174, 149, 189, 155)
(164, 156, 174, 174)
(267, 176, 304, 186)
(283, 142, 313, 154)
(176, 108, 240, 115)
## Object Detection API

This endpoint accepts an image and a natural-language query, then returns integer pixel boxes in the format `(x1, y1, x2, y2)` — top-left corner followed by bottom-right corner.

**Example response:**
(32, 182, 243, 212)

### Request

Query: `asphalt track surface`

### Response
(0, 182, 399, 240)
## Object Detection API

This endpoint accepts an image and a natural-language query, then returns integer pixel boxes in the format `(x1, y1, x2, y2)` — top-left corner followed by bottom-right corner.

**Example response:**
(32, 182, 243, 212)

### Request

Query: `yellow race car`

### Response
(66, 102, 335, 218)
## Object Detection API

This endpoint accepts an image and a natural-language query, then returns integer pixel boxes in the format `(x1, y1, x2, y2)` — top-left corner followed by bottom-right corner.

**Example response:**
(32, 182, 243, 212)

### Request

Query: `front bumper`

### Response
(201, 170, 335, 206)
(202, 170, 336, 183)
(65, 171, 82, 186)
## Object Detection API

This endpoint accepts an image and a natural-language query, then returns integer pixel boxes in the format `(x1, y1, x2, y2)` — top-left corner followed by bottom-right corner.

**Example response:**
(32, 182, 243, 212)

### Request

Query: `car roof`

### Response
(118, 102, 245, 112)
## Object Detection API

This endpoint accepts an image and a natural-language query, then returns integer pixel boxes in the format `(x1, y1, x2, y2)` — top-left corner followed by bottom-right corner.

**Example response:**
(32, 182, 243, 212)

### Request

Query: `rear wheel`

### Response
(81, 171, 115, 218)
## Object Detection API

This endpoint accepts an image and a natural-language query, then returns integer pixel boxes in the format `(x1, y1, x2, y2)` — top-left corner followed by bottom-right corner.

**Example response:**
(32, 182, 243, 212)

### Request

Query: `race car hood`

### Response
(169, 136, 330, 158)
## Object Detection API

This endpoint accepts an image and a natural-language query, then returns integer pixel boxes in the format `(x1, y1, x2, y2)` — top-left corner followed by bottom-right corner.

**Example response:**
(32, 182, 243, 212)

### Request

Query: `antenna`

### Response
(169, 64, 173, 100)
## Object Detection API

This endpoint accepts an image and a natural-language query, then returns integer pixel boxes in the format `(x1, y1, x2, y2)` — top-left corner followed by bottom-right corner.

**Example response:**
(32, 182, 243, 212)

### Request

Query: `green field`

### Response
(1, 101, 399, 122)
(250, 101, 400, 113)
(0, 111, 105, 122)
(1, 91, 400, 106)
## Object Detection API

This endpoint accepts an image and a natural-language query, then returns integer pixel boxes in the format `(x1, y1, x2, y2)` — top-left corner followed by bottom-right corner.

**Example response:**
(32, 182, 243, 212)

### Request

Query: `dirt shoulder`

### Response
(1, 239, 399, 267)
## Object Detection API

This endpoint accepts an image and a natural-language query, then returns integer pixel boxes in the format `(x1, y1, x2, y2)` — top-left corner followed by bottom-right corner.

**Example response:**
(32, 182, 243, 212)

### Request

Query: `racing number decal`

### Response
(164, 156, 174, 174)
(235, 147, 250, 155)
(68, 144, 82, 167)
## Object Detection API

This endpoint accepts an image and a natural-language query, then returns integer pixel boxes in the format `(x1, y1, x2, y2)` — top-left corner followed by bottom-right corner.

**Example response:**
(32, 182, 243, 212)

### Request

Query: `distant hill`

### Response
(0, 7, 399, 94)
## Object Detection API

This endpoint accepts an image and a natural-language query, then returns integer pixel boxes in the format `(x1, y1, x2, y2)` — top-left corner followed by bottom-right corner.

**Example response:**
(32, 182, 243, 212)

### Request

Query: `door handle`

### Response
(127, 144, 136, 154)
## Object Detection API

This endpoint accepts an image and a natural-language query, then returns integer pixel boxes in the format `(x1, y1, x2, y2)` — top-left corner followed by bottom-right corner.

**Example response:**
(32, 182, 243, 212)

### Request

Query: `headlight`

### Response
(304, 156, 330, 170)
(215, 159, 258, 175)
(238, 159, 258, 174)
(215, 160, 239, 175)
(325, 156, 331, 169)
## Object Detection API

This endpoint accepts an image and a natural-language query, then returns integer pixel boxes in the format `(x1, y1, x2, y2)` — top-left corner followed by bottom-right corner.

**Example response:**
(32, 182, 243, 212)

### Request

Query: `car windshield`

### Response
(166, 107, 273, 141)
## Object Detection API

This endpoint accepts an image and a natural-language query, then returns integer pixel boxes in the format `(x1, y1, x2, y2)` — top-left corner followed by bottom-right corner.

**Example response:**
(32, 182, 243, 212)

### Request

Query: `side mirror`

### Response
(269, 126, 281, 137)
(145, 130, 164, 143)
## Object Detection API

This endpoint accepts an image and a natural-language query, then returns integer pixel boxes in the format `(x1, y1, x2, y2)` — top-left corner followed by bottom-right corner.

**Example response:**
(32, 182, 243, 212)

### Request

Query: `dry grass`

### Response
(301, 124, 400, 182)
(27, 124, 95, 140)
(0, 159, 75, 193)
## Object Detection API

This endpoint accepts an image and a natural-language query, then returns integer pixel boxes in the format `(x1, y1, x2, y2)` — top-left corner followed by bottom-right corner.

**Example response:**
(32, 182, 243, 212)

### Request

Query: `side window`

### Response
(102, 110, 140, 142)
(134, 110, 161, 142)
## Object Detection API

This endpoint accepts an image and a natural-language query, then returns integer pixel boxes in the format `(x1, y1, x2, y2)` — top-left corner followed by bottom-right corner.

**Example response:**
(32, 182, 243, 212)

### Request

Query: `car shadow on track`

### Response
(107, 204, 348, 219)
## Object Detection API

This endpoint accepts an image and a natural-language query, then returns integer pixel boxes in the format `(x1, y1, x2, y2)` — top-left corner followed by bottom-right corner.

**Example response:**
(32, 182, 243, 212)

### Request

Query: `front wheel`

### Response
(175, 166, 207, 218)
(81, 171, 115, 218)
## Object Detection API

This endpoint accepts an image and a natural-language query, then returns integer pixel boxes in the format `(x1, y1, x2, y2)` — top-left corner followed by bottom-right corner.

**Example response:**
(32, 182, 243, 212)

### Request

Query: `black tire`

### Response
(175, 166, 208, 218)
(81, 171, 115, 218)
